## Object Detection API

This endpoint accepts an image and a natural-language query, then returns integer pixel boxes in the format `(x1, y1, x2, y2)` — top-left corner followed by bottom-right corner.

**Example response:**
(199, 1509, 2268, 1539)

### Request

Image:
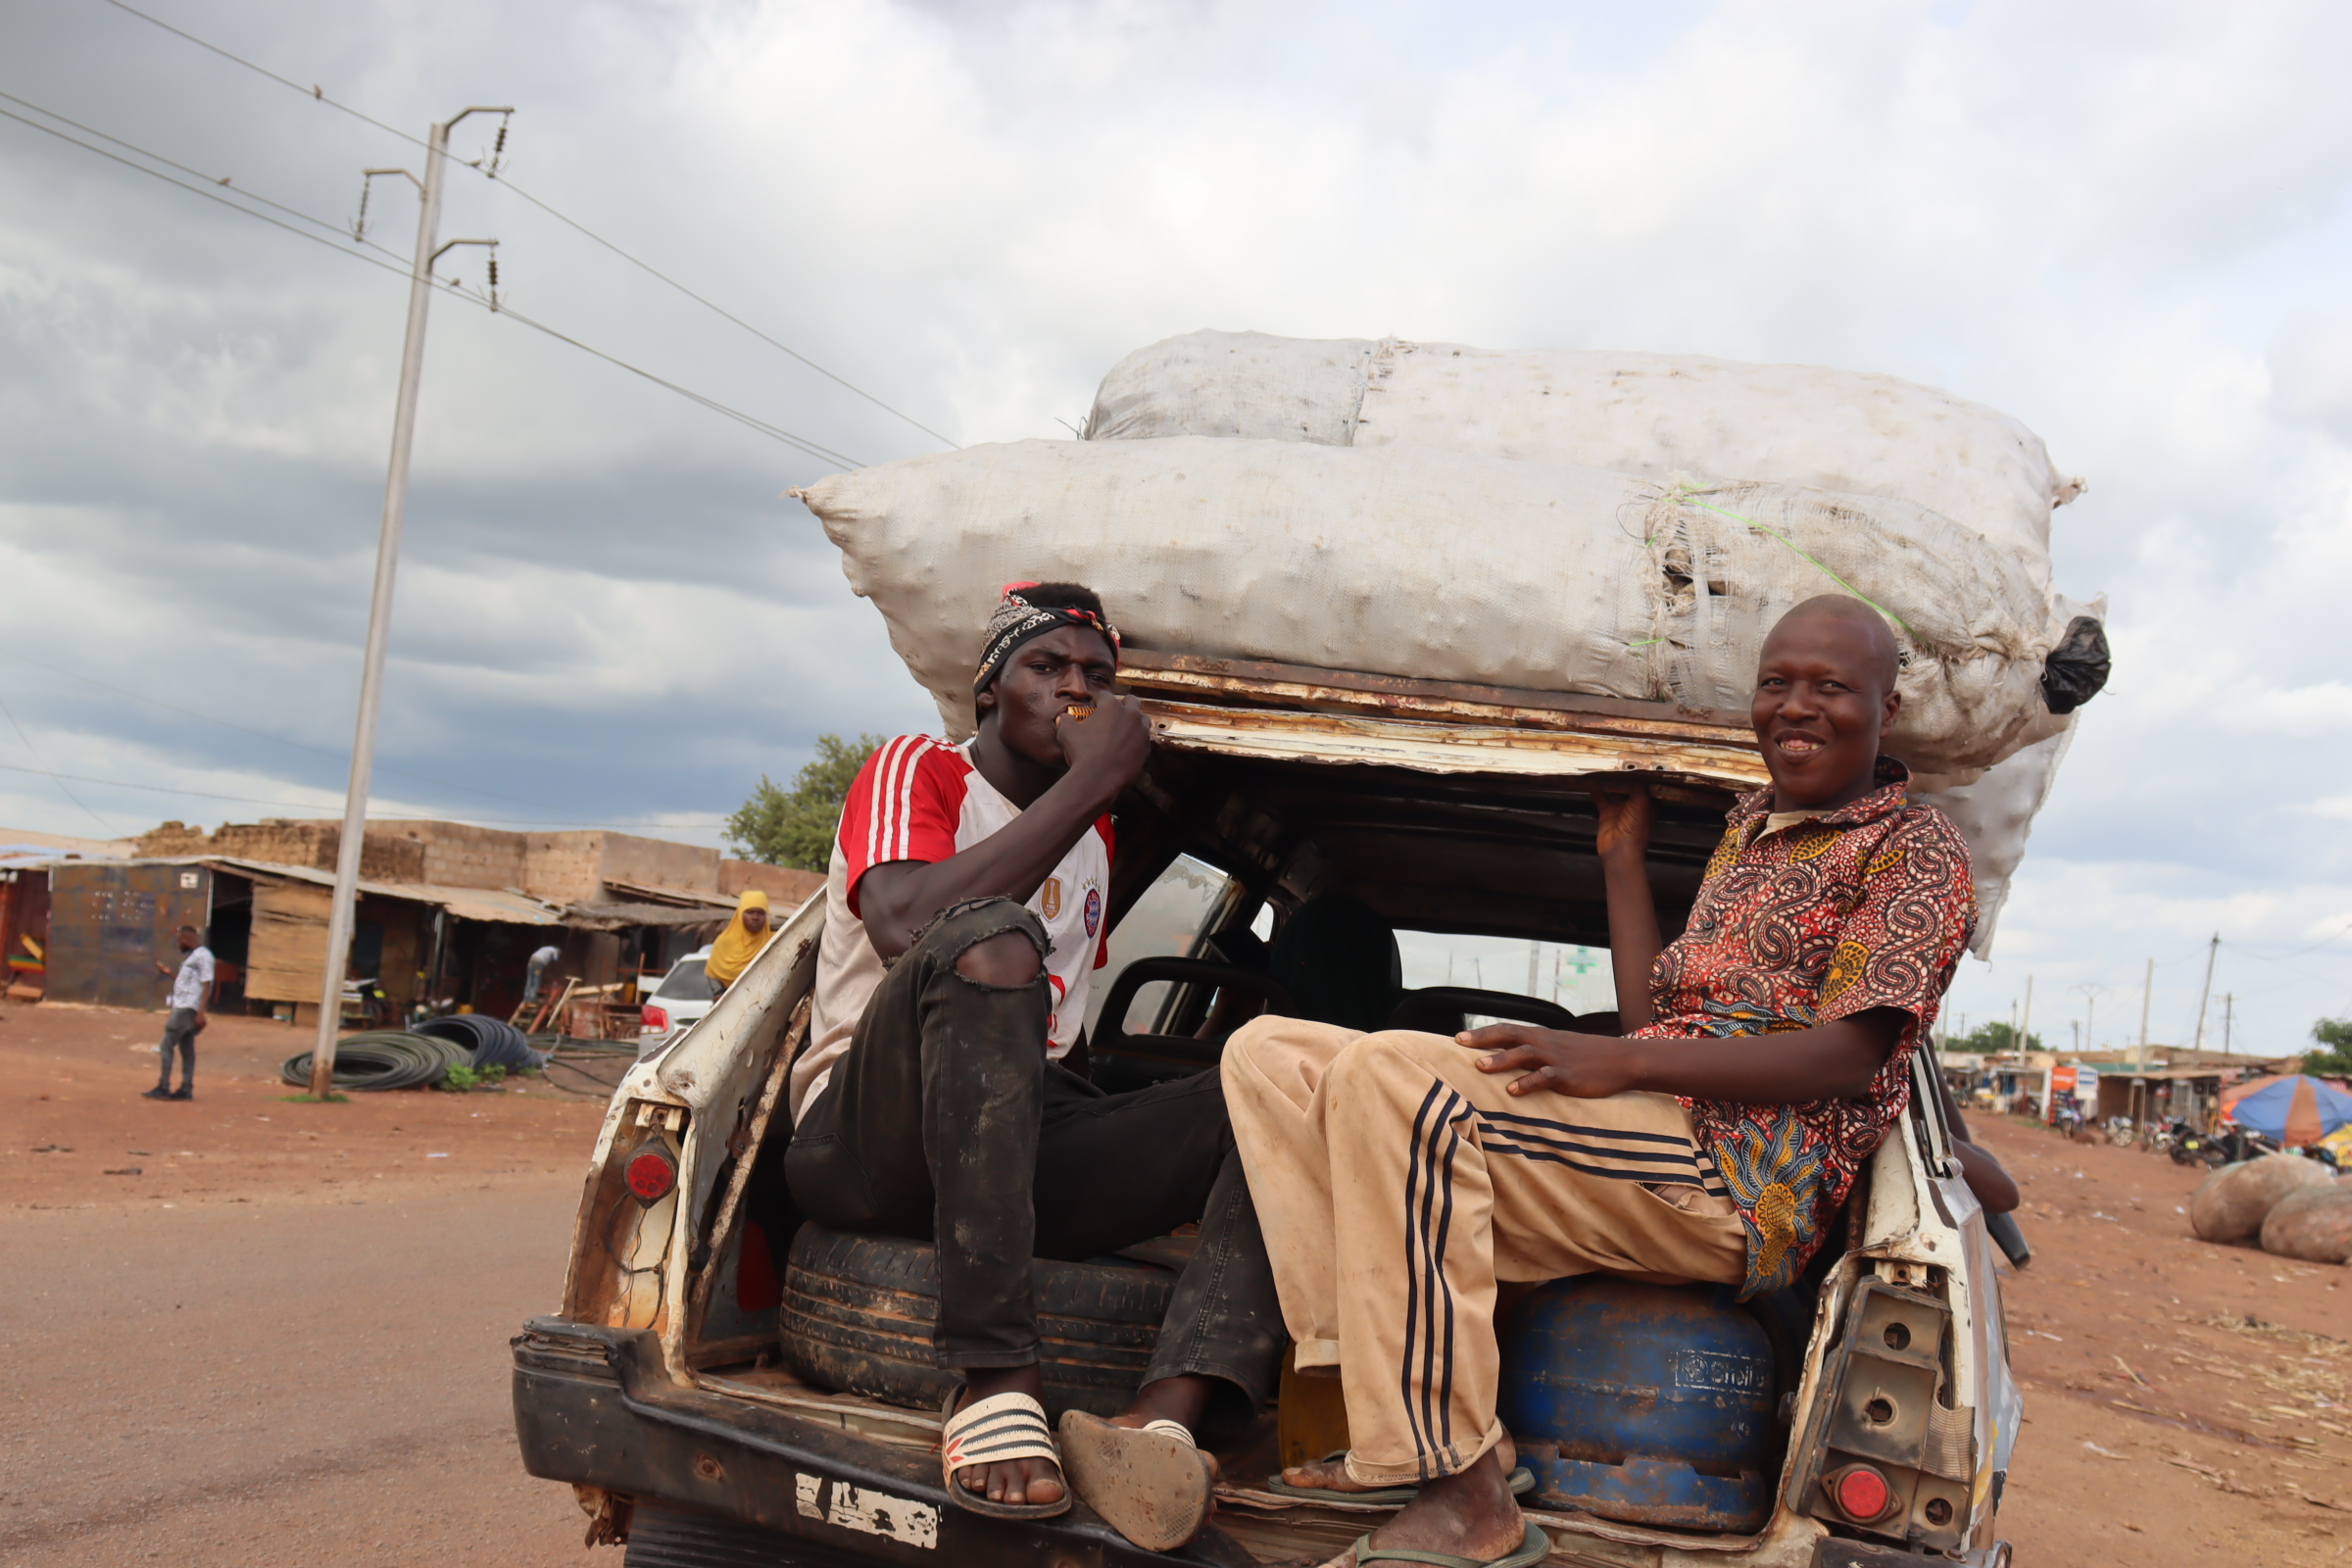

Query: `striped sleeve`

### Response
(836, 736, 965, 917)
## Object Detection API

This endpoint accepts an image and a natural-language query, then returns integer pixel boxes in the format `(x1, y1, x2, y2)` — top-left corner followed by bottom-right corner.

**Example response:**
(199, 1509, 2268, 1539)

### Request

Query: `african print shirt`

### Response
(1635, 757, 1976, 1298)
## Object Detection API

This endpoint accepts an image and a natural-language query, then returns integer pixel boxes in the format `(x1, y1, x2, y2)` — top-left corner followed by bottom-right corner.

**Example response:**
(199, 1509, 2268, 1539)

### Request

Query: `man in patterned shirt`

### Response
(1223, 594, 1978, 1568)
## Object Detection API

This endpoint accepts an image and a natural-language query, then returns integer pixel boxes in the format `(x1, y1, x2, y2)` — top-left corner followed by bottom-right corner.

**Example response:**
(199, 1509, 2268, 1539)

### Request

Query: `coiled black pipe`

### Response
(279, 1031, 470, 1092)
(416, 1014, 544, 1070)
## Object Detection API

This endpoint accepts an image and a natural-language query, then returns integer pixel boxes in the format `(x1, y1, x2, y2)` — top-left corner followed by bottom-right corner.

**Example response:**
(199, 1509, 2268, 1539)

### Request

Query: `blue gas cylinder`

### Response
(1497, 1276, 1779, 1532)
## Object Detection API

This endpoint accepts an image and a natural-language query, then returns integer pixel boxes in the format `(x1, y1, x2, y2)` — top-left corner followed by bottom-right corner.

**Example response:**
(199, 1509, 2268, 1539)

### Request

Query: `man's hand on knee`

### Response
(1459, 1024, 1639, 1099)
(956, 928, 1044, 989)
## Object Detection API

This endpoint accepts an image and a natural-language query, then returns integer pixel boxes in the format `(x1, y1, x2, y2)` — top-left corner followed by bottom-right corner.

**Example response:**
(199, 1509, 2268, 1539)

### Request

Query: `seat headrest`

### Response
(1270, 895, 1401, 1033)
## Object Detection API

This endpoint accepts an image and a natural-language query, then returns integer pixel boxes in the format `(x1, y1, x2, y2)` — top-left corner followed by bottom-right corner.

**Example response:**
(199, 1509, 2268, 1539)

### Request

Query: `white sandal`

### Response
(1057, 1409, 1218, 1551)
(940, 1388, 1070, 1519)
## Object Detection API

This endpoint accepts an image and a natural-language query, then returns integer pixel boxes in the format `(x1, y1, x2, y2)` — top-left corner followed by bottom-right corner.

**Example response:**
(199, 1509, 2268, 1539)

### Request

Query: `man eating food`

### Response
(785, 581, 1282, 1550)
(1221, 593, 1979, 1568)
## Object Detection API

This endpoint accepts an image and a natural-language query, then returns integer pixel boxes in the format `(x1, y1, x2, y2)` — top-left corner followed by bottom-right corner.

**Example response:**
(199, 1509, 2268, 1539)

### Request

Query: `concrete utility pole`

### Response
(2223, 993, 2233, 1056)
(2137, 956, 2154, 1067)
(2189, 932, 2221, 1055)
(2076, 984, 2111, 1057)
(309, 107, 508, 1099)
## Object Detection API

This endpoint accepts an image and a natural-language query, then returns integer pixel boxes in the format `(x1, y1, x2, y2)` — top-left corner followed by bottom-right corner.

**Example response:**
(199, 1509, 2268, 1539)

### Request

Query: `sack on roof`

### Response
(795, 434, 2074, 780)
(1084, 331, 2084, 562)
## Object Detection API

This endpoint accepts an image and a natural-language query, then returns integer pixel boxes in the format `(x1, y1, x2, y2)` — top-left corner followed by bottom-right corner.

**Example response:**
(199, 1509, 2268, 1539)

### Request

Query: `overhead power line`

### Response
(0, 693, 122, 836)
(0, 647, 593, 815)
(0, 95, 863, 466)
(94, 0, 956, 452)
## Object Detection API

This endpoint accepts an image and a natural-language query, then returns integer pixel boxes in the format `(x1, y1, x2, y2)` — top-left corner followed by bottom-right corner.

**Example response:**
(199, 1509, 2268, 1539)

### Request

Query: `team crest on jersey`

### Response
(1040, 877, 1062, 919)
(1084, 888, 1102, 938)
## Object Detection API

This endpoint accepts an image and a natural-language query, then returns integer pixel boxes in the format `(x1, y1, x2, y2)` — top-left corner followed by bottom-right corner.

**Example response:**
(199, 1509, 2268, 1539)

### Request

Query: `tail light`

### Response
(641, 1004, 669, 1032)
(625, 1146, 677, 1202)
(1829, 1463, 1893, 1522)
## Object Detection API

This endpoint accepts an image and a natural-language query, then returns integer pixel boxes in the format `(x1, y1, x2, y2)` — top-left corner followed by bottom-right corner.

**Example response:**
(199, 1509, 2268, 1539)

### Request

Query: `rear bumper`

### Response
(511, 1317, 1256, 1568)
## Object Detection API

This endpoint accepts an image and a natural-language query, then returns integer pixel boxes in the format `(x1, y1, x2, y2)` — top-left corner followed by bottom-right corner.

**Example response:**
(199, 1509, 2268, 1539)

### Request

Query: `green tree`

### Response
(725, 733, 887, 871)
(1943, 1020, 2043, 1054)
(2304, 1017, 2352, 1077)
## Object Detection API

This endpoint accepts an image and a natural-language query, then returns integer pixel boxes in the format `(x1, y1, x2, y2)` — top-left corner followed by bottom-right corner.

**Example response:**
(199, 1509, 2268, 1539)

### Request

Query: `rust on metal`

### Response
(683, 995, 811, 1342)
(43, 862, 214, 1008)
(1119, 649, 1757, 745)
(1137, 698, 1771, 793)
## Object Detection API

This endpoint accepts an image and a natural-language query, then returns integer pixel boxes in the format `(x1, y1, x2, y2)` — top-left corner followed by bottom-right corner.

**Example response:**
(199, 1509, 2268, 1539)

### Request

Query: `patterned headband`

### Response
(973, 582, 1121, 694)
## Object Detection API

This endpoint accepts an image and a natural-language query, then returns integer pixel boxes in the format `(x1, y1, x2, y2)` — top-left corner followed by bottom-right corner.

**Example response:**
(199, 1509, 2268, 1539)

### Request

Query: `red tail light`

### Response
(1832, 1464, 1893, 1522)
(625, 1146, 677, 1202)
(641, 1004, 669, 1031)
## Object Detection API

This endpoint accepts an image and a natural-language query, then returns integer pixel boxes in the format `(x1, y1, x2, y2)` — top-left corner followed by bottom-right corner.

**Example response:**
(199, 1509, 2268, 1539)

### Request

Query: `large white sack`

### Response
(1085, 331, 2083, 564)
(1912, 715, 2079, 959)
(794, 435, 2070, 778)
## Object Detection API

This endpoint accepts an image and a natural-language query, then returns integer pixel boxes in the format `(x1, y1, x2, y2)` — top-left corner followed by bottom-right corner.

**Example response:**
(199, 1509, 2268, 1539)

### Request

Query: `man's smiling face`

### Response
(1751, 604, 1902, 811)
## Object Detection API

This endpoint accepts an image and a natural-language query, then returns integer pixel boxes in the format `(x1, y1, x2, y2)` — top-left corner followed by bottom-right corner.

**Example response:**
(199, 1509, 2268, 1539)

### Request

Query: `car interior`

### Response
(1082, 750, 1739, 1093)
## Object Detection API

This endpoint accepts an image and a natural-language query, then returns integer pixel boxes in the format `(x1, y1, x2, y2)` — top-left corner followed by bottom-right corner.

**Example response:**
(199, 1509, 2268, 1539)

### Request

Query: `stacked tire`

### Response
(779, 1225, 1172, 1419)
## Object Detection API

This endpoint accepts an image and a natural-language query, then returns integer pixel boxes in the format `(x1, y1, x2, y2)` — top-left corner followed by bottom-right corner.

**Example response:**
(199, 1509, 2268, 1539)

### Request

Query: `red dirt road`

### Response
(1968, 1113, 2352, 1566)
(5, 1003, 2348, 1564)
(2, 1003, 614, 1567)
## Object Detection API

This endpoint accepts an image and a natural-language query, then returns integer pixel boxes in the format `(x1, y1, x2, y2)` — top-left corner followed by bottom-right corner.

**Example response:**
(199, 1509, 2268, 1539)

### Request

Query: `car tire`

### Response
(779, 1223, 1174, 1419)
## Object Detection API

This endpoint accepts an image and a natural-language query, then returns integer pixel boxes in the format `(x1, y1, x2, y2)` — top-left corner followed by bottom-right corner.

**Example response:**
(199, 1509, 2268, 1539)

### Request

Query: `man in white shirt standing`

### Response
(143, 924, 213, 1102)
(785, 583, 1281, 1549)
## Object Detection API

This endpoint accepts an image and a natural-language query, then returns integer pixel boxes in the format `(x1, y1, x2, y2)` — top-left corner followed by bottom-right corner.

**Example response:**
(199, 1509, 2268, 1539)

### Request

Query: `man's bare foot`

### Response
(1107, 1373, 1219, 1477)
(954, 1365, 1064, 1507)
(1324, 1450, 1524, 1567)
(1280, 1435, 1517, 1495)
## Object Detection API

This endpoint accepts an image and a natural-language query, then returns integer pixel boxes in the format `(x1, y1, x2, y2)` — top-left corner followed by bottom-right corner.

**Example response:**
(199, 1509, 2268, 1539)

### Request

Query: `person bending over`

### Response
(1222, 594, 1978, 1568)
(785, 582, 1283, 1549)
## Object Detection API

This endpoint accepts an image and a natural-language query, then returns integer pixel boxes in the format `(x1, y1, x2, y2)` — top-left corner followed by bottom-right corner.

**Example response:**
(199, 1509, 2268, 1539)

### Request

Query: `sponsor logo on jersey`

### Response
(1084, 888, 1102, 939)
(1040, 876, 1062, 919)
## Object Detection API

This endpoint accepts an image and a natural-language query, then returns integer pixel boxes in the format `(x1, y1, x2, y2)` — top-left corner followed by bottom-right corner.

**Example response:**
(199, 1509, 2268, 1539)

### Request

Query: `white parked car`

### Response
(636, 946, 715, 1056)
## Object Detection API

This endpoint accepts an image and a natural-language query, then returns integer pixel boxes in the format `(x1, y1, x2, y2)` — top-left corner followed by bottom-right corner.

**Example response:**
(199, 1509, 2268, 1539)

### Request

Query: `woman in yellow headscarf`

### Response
(706, 890, 774, 992)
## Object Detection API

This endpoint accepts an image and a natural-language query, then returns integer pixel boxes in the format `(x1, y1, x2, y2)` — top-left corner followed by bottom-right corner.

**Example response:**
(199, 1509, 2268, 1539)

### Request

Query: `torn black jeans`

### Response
(785, 897, 1283, 1429)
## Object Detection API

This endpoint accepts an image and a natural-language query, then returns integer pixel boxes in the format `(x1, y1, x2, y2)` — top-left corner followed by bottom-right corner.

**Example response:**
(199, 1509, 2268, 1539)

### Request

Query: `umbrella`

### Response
(2219, 1074, 2352, 1147)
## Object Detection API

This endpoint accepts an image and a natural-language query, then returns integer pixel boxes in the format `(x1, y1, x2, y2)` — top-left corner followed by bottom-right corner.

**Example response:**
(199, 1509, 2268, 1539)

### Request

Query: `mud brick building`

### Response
(15, 818, 820, 1024)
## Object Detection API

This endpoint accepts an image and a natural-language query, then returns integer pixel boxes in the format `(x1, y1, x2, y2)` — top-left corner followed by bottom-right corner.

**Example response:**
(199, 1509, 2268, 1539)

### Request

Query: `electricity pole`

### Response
(309, 107, 508, 1099)
(2189, 932, 2220, 1056)
(2222, 993, 2233, 1056)
(2137, 956, 2153, 1067)
(2075, 983, 2111, 1057)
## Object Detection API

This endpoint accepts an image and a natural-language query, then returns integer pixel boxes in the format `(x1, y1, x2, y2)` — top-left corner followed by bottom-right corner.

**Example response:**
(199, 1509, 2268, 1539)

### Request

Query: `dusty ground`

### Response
(1970, 1113, 2352, 1566)
(4, 1002, 2348, 1564)
(1, 1002, 620, 1566)
(3, 1003, 624, 1214)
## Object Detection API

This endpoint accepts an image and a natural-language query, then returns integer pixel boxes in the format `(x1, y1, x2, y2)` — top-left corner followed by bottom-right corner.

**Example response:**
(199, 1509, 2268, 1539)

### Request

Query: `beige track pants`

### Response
(1223, 1018, 1747, 1486)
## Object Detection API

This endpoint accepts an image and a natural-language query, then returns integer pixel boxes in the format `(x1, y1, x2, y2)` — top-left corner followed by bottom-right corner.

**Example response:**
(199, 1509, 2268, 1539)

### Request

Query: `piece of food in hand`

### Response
(1058, 705, 1095, 724)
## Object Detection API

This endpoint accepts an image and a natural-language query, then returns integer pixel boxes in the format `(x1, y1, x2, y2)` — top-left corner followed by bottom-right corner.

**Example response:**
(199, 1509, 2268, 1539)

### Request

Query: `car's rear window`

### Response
(1087, 855, 1234, 1034)
(655, 958, 711, 1001)
(1394, 931, 1618, 1018)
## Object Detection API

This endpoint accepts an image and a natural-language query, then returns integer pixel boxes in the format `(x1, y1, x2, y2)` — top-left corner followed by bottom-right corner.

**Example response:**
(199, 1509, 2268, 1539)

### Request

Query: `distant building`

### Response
(7, 817, 820, 1026)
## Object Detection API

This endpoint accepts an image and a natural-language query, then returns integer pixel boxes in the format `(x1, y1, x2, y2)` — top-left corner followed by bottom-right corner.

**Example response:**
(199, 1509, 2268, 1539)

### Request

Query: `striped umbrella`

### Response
(2220, 1074, 2352, 1147)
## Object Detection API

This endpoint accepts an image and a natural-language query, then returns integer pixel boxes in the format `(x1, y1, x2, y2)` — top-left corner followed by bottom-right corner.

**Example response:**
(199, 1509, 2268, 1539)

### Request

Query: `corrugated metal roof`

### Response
(564, 902, 730, 930)
(26, 855, 568, 926)
(601, 877, 738, 909)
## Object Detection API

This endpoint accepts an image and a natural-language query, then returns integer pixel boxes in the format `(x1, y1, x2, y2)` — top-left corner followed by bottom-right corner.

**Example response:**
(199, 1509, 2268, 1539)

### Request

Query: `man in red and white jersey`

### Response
(785, 583, 1281, 1547)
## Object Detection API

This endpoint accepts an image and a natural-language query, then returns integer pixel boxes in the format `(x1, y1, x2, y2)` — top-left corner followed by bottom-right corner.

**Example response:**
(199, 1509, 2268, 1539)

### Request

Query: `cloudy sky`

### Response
(4, 0, 2350, 1054)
